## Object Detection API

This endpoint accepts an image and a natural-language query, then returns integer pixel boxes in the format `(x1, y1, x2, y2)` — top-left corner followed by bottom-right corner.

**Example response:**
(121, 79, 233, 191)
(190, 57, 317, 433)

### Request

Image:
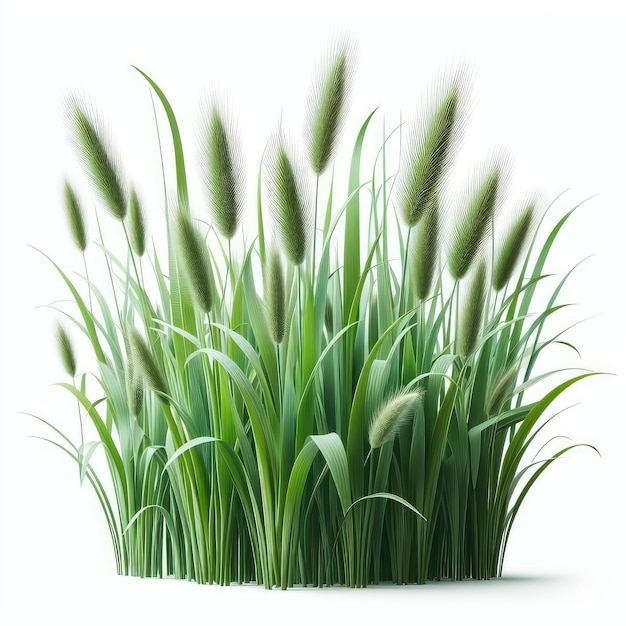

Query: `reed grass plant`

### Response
(33, 41, 599, 588)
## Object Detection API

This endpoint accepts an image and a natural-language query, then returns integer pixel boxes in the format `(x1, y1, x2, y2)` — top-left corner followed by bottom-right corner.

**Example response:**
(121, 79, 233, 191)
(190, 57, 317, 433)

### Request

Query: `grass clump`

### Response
(32, 41, 600, 589)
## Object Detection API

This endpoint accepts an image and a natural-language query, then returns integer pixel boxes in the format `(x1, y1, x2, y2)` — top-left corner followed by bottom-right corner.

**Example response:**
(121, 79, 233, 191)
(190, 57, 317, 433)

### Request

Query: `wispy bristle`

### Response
(64, 95, 127, 220)
(397, 69, 468, 228)
(492, 200, 535, 291)
(266, 132, 311, 266)
(128, 327, 169, 400)
(306, 36, 355, 175)
(174, 210, 214, 314)
(56, 323, 77, 378)
(63, 180, 88, 252)
(458, 259, 487, 358)
(264, 248, 286, 344)
(199, 97, 244, 239)
(448, 154, 509, 279)
(369, 391, 422, 449)
(409, 198, 440, 300)
(128, 188, 147, 257)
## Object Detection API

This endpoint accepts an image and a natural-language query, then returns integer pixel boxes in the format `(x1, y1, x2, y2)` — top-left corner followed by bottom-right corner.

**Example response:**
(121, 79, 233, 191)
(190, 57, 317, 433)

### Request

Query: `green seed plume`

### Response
(492, 201, 535, 291)
(266, 135, 311, 266)
(128, 327, 169, 400)
(127, 188, 147, 257)
(123, 331, 144, 417)
(487, 366, 518, 415)
(56, 323, 77, 378)
(174, 211, 214, 314)
(369, 391, 422, 449)
(63, 180, 88, 252)
(65, 96, 127, 220)
(459, 260, 487, 358)
(448, 158, 506, 279)
(200, 99, 243, 239)
(306, 38, 354, 175)
(264, 248, 286, 344)
(409, 199, 440, 300)
(398, 72, 466, 227)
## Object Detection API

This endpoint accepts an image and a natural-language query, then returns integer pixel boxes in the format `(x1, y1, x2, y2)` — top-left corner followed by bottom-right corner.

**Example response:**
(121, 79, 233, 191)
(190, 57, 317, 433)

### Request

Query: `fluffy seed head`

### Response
(266, 133, 311, 266)
(306, 37, 355, 175)
(448, 156, 508, 279)
(127, 188, 147, 257)
(458, 260, 487, 358)
(65, 95, 127, 220)
(63, 180, 88, 252)
(200, 98, 244, 239)
(128, 327, 169, 400)
(123, 332, 144, 417)
(369, 391, 422, 449)
(56, 323, 77, 378)
(492, 201, 535, 291)
(264, 248, 286, 344)
(409, 199, 440, 300)
(487, 366, 518, 415)
(174, 211, 215, 314)
(398, 70, 467, 227)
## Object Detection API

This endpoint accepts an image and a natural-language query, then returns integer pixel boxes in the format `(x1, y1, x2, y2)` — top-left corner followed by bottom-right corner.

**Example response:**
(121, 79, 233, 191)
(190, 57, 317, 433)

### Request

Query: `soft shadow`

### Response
(285, 573, 572, 592)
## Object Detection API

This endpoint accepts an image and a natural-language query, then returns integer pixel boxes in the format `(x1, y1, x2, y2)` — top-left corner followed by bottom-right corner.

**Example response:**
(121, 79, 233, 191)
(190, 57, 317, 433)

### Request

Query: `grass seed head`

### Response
(398, 71, 467, 227)
(492, 201, 535, 291)
(63, 180, 88, 252)
(306, 37, 355, 175)
(65, 95, 127, 220)
(56, 323, 77, 378)
(487, 366, 518, 415)
(123, 332, 145, 417)
(128, 327, 169, 401)
(174, 210, 214, 314)
(264, 248, 286, 344)
(266, 133, 311, 266)
(459, 259, 487, 358)
(410, 198, 440, 300)
(127, 188, 147, 257)
(448, 156, 508, 279)
(369, 391, 422, 449)
(200, 99, 244, 240)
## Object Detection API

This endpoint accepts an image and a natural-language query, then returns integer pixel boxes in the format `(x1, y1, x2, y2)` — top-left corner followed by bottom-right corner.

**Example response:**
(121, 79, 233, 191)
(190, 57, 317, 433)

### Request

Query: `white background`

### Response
(1, 1, 625, 624)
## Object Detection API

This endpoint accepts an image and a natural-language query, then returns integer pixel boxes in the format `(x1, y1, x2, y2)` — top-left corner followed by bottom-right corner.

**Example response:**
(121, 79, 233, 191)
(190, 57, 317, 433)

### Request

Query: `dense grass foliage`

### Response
(35, 43, 598, 588)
